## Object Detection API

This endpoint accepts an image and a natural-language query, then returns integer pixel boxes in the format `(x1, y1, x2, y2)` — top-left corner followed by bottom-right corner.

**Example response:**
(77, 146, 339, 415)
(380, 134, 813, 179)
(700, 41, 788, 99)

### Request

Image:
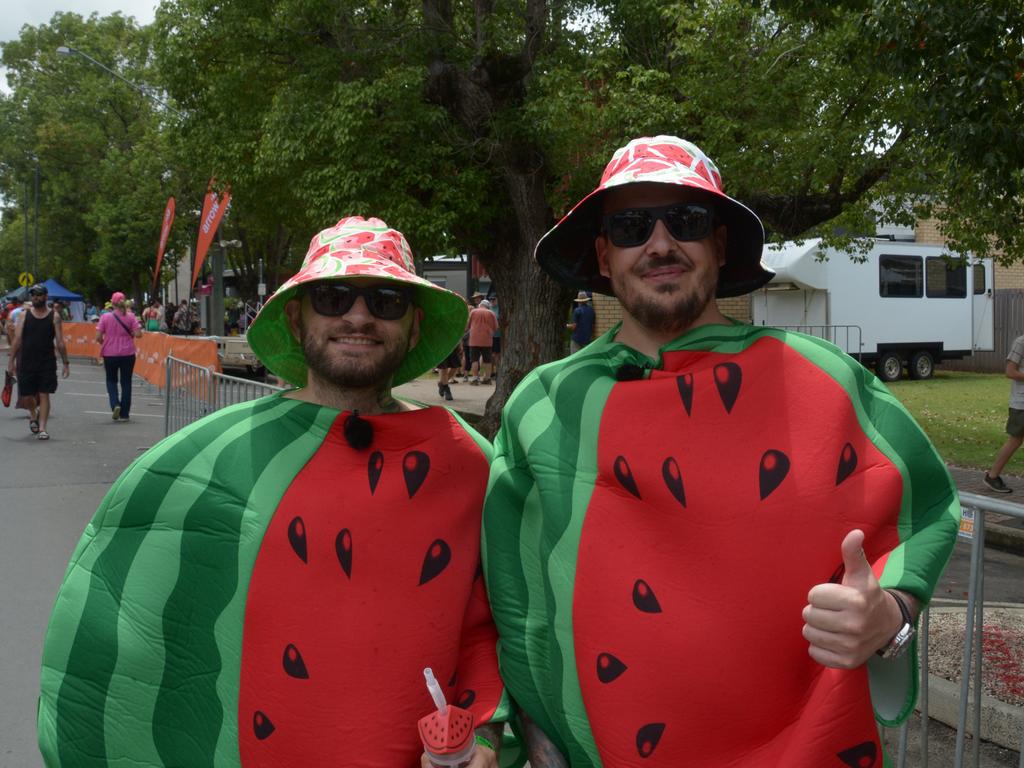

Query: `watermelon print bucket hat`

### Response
(248, 216, 468, 388)
(535, 135, 773, 298)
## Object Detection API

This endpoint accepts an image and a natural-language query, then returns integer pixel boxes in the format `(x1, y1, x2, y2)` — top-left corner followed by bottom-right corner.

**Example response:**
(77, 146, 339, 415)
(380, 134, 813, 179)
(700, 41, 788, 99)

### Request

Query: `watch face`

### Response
(883, 623, 915, 659)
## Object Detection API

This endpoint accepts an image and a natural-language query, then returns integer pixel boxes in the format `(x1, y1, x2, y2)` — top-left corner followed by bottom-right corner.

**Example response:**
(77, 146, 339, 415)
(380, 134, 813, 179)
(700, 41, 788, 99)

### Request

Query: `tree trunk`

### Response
(478, 168, 573, 438)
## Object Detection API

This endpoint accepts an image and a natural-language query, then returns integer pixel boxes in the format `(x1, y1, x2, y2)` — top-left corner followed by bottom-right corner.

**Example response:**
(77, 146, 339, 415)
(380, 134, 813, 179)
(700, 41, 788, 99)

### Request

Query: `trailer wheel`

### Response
(909, 351, 934, 380)
(876, 352, 903, 382)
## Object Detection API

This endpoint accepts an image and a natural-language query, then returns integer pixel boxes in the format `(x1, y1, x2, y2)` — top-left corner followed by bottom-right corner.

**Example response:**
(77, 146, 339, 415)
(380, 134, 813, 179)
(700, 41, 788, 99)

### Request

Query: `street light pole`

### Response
(56, 45, 183, 118)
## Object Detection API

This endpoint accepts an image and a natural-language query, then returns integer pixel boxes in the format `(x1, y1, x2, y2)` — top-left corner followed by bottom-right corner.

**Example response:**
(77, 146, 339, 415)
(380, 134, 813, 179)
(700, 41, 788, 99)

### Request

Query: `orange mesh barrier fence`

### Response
(62, 322, 221, 388)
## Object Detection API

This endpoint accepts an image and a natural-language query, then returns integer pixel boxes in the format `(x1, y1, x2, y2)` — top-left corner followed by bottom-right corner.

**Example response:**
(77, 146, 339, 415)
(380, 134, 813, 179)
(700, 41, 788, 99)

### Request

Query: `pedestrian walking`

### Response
(567, 290, 595, 353)
(38, 216, 510, 768)
(95, 291, 142, 421)
(467, 299, 498, 384)
(484, 136, 959, 767)
(983, 332, 1024, 492)
(4, 284, 69, 440)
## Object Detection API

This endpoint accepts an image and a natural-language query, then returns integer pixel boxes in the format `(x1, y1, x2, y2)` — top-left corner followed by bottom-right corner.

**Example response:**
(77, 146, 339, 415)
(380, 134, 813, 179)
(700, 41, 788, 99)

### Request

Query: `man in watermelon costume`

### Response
(38, 216, 513, 767)
(483, 137, 960, 767)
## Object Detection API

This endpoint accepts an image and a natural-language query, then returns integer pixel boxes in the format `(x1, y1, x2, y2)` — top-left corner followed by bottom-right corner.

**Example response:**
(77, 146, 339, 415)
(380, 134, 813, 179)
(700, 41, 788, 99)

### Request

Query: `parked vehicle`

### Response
(752, 238, 995, 381)
(215, 335, 265, 377)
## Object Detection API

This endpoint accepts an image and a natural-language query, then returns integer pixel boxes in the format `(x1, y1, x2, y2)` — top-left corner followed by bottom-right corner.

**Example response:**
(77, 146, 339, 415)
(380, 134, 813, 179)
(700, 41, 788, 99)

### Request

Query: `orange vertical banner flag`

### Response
(191, 179, 232, 291)
(151, 196, 175, 298)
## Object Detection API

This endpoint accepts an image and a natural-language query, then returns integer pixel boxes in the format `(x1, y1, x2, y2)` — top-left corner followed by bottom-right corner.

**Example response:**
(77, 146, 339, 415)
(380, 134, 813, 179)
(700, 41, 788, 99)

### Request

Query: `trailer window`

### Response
(925, 257, 967, 298)
(973, 264, 986, 295)
(879, 255, 922, 298)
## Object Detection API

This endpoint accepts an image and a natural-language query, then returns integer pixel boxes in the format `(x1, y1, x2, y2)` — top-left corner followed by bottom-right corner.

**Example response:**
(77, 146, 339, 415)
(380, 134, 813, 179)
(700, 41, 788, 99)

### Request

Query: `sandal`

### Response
(29, 419, 39, 434)
(37, 430, 50, 440)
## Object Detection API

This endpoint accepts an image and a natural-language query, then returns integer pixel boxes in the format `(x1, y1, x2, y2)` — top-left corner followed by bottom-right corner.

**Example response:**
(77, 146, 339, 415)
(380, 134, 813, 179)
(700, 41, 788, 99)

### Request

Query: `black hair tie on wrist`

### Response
(343, 410, 374, 450)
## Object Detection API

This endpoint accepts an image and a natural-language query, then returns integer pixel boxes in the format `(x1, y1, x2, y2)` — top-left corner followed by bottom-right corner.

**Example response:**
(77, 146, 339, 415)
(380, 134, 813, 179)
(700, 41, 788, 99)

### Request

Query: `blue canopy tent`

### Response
(40, 279, 86, 321)
(40, 279, 82, 302)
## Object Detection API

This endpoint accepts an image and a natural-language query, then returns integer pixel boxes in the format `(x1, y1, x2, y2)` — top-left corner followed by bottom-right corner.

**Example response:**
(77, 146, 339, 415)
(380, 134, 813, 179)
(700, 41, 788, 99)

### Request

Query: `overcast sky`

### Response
(2, 0, 157, 48)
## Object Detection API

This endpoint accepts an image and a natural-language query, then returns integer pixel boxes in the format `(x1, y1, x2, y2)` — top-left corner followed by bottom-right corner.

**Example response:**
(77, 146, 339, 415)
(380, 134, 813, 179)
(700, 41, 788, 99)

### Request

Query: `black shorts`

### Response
(469, 346, 492, 364)
(1006, 408, 1024, 438)
(441, 349, 462, 369)
(18, 364, 57, 396)
(492, 336, 501, 354)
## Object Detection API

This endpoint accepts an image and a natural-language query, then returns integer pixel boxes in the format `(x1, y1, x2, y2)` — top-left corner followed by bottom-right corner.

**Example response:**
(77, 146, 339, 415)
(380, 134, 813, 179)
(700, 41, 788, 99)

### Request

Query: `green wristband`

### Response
(474, 734, 496, 752)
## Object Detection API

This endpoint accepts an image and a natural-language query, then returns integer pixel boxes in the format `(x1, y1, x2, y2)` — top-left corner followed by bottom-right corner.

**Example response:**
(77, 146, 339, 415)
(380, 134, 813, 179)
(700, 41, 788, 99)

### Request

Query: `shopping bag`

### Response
(1, 371, 12, 408)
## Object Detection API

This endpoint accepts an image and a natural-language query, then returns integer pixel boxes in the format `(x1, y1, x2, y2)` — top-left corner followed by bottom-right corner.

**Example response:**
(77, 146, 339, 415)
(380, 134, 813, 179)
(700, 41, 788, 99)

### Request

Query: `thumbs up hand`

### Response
(801, 530, 904, 669)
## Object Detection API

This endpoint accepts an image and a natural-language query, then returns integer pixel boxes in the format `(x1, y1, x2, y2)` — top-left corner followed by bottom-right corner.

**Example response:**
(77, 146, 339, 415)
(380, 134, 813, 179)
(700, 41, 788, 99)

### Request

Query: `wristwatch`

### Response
(877, 589, 916, 660)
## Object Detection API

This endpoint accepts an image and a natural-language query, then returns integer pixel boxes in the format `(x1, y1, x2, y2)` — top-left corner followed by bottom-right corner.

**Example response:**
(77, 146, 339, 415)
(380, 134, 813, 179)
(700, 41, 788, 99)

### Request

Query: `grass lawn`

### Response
(885, 370, 1020, 472)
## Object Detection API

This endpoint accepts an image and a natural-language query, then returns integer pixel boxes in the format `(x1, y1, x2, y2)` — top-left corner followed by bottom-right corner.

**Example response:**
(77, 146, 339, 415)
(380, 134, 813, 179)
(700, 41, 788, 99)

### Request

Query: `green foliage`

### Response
(0, 13, 183, 299)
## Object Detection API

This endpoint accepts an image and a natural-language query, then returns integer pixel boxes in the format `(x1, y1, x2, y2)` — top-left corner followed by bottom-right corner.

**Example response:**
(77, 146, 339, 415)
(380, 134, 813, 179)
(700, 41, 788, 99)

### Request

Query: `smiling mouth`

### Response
(332, 335, 380, 346)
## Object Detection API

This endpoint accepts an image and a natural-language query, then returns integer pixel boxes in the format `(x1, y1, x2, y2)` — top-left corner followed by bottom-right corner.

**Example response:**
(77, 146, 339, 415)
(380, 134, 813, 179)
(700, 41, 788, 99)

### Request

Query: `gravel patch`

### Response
(926, 609, 1024, 707)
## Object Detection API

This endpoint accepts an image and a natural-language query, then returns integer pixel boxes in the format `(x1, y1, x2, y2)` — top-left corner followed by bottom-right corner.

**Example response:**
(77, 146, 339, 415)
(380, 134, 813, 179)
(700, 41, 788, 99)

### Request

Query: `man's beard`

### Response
(612, 254, 719, 335)
(299, 319, 410, 390)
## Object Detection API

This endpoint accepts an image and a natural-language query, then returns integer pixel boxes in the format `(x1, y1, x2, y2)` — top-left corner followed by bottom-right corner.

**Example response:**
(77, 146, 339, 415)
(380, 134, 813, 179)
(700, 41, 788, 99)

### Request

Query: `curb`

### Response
(921, 674, 1023, 752)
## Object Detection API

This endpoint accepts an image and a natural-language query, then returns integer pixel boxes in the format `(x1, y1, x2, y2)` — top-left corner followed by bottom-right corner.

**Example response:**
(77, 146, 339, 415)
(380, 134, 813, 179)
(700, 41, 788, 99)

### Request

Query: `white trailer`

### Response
(752, 239, 994, 381)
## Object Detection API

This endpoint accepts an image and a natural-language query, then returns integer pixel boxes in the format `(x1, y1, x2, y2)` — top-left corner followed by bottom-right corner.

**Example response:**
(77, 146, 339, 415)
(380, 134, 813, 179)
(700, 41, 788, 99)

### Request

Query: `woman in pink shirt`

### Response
(95, 291, 142, 421)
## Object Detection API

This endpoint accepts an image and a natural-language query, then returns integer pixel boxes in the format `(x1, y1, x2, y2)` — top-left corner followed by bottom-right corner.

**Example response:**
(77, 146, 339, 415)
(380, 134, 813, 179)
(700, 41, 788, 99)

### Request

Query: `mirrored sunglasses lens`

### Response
(367, 288, 410, 320)
(310, 285, 355, 316)
(610, 211, 654, 246)
(664, 205, 712, 240)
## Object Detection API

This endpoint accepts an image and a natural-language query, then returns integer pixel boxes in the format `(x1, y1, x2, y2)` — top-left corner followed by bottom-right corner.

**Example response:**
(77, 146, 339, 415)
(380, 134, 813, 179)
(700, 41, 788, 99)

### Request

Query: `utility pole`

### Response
(23, 179, 30, 277)
(33, 162, 40, 275)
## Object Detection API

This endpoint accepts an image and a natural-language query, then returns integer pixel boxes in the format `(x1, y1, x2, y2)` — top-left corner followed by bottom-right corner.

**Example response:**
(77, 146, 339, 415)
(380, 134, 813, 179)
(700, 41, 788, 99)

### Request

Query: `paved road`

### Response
(0, 351, 167, 766)
(1, 355, 1020, 766)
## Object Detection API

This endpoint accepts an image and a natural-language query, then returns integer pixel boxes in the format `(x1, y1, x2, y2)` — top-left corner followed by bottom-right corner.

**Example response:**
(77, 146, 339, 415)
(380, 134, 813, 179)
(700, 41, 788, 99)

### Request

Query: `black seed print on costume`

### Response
(662, 457, 686, 508)
(713, 362, 742, 413)
(287, 517, 307, 564)
(403, 451, 430, 498)
(632, 579, 662, 613)
(635, 723, 665, 758)
(837, 741, 877, 767)
(456, 689, 476, 708)
(829, 563, 845, 584)
(253, 711, 275, 740)
(614, 456, 641, 499)
(419, 539, 451, 585)
(282, 644, 309, 679)
(596, 653, 628, 683)
(448, 671, 458, 687)
(368, 451, 384, 494)
(759, 450, 790, 500)
(335, 528, 353, 578)
(676, 373, 694, 416)
(836, 442, 858, 486)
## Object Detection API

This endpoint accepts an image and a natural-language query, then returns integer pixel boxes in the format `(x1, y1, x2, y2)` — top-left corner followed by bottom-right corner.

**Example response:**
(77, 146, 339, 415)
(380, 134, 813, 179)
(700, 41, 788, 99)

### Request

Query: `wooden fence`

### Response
(943, 289, 1024, 373)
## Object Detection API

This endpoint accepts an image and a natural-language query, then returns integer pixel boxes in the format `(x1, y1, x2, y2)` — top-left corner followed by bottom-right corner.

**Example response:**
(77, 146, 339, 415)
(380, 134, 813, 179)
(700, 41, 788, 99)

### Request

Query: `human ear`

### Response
(407, 306, 424, 351)
(713, 225, 728, 267)
(595, 235, 611, 279)
(283, 297, 303, 342)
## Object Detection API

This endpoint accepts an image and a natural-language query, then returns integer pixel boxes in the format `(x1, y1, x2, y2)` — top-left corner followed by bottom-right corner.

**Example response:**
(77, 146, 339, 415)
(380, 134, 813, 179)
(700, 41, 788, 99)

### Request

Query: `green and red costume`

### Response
(483, 322, 959, 767)
(39, 394, 510, 767)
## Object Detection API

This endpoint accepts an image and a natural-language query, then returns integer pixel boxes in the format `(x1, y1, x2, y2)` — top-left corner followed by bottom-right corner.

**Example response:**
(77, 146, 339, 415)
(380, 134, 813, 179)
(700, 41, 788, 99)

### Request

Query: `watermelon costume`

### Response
(483, 322, 959, 767)
(38, 393, 511, 767)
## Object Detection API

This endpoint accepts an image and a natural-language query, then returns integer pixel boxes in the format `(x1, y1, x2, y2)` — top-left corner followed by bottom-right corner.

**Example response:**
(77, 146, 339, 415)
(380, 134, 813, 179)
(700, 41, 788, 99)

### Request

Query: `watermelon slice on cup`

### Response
(419, 667, 476, 767)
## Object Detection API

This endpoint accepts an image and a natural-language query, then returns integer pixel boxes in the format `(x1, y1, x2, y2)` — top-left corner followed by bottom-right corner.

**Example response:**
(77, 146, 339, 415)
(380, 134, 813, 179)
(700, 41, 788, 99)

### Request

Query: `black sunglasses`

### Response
(305, 282, 413, 320)
(602, 203, 715, 248)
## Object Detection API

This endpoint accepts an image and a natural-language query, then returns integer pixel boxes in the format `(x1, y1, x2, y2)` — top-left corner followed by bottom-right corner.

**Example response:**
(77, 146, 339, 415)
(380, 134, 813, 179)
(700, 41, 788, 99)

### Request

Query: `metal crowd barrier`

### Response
(164, 355, 284, 436)
(772, 323, 864, 361)
(891, 493, 1024, 767)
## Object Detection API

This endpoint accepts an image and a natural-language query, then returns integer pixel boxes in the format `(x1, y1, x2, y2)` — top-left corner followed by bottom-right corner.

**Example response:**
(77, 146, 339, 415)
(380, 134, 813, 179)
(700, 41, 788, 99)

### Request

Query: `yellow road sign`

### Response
(18, 272, 34, 287)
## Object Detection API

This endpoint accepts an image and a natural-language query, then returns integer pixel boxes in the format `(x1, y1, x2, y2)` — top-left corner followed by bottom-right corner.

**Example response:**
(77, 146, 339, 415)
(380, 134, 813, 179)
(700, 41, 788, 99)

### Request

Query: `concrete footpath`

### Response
(0, 358, 1020, 766)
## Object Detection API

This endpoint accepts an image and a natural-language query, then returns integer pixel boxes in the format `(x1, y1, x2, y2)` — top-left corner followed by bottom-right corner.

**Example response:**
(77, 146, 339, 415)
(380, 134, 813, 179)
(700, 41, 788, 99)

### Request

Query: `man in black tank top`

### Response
(5, 284, 70, 440)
